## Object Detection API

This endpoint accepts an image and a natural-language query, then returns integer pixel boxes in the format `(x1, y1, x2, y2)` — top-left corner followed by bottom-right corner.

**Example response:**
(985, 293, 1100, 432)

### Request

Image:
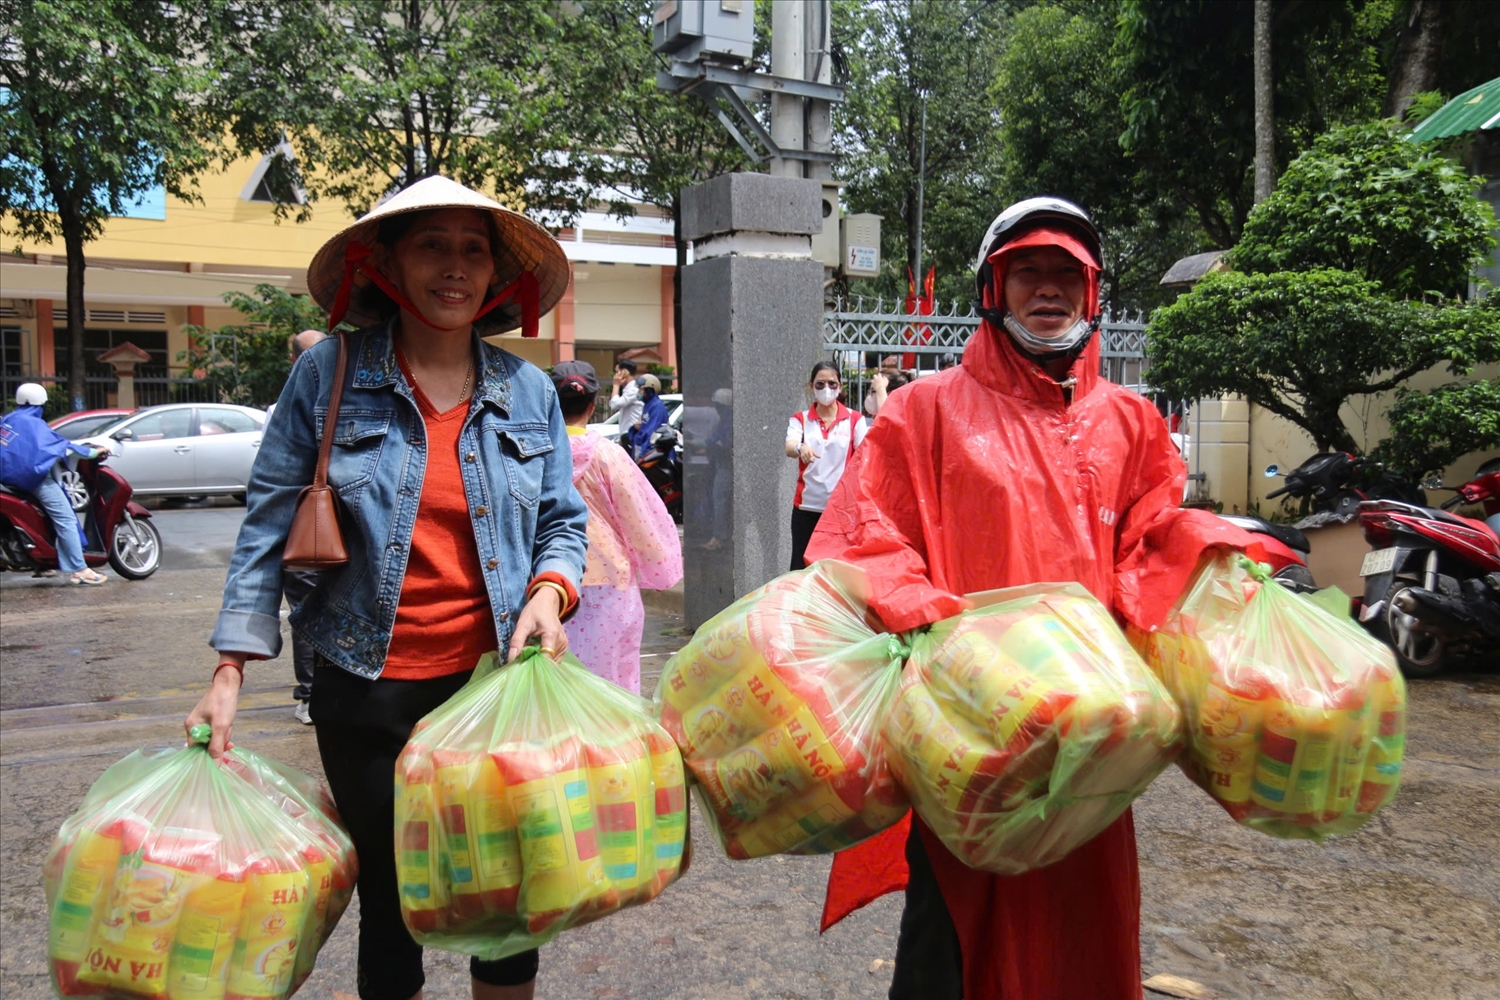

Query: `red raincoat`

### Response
(806, 319, 1268, 999)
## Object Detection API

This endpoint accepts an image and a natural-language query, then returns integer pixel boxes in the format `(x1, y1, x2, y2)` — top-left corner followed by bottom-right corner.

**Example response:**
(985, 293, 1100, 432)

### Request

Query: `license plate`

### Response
(1360, 547, 1398, 577)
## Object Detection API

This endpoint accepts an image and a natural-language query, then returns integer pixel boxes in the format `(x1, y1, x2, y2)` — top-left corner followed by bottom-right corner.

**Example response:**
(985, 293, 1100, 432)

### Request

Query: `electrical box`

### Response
(840, 214, 882, 279)
(652, 0, 754, 66)
(810, 181, 843, 269)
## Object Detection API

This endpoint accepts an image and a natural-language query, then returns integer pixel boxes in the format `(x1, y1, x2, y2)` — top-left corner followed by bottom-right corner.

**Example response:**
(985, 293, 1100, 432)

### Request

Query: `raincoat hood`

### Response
(982, 225, 1102, 361)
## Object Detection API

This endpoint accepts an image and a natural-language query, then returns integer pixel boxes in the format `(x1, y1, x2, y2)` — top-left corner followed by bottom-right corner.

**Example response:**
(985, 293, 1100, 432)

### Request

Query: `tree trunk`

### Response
(673, 191, 685, 385)
(1384, 0, 1450, 121)
(1253, 0, 1275, 204)
(62, 208, 88, 413)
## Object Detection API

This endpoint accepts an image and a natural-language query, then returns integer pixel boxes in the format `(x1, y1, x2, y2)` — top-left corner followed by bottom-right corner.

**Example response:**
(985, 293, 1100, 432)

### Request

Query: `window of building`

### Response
(1, 326, 24, 376)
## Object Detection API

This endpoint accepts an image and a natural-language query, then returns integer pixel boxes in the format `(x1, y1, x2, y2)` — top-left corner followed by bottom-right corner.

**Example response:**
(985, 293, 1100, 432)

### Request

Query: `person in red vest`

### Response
(808, 197, 1268, 1000)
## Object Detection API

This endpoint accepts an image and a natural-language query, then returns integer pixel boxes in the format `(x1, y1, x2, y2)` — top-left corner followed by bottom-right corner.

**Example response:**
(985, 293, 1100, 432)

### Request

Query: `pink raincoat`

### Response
(807, 317, 1271, 999)
(564, 429, 682, 692)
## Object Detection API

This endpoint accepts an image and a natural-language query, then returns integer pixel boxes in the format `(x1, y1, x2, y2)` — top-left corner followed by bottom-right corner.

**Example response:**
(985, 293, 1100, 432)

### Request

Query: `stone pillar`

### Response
(97, 342, 153, 410)
(679, 173, 825, 628)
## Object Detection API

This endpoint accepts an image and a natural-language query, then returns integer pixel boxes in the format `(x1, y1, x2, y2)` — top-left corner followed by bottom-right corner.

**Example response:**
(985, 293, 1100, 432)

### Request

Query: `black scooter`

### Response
(637, 426, 682, 524)
(1264, 451, 1425, 518)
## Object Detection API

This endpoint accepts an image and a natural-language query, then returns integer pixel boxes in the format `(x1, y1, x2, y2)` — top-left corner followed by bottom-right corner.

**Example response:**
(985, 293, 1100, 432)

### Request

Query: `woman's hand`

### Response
(508, 586, 567, 663)
(186, 654, 244, 758)
(798, 442, 817, 463)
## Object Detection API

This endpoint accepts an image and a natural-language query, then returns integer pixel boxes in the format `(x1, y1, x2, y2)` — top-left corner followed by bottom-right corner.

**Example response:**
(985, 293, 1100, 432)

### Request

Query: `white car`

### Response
(595, 393, 684, 445)
(84, 403, 267, 501)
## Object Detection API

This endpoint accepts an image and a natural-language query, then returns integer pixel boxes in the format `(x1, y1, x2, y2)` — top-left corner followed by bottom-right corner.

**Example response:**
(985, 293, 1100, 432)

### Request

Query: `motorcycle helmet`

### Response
(15, 382, 48, 406)
(638, 373, 662, 394)
(973, 197, 1103, 360)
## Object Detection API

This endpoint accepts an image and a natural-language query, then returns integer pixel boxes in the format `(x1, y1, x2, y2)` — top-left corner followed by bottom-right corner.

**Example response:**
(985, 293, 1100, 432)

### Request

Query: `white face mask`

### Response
(814, 386, 839, 406)
(1002, 313, 1095, 357)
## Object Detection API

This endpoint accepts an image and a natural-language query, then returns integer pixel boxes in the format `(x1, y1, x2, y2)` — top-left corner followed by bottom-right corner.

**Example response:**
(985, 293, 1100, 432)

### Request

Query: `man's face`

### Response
(1002, 245, 1087, 337)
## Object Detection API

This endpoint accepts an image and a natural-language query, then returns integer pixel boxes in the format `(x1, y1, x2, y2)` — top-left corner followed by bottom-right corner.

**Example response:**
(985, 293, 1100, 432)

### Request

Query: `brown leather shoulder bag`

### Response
(282, 332, 350, 569)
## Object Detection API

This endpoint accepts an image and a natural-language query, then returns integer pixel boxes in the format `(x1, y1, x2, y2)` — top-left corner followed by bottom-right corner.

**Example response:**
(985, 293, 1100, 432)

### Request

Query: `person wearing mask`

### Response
(609, 357, 642, 437)
(627, 373, 667, 459)
(810, 197, 1270, 999)
(0, 383, 108, 585)
(552, 360, 682, 692)
(785, 361, 867, 571)
(186, 176, 587, 1000)
(281, 328, 328, 724)
(864, 367, 912, 421)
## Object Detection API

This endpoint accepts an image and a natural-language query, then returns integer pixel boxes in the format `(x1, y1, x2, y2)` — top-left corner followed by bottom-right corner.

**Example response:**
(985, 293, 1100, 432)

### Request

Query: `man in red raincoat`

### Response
(807, 198, 1273, 999)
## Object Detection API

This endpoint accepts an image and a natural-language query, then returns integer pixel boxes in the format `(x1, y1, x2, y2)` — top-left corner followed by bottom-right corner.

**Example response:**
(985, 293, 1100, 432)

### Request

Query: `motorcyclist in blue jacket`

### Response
(0, 383, 108, 584)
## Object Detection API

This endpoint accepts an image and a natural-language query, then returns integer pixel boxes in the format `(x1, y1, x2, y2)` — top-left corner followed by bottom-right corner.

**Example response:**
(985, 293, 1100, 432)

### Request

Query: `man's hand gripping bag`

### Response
(43, 726, 355, 1000)
(884, 584, 1183, 874)
(393, 648, 688, 961)
(1131, 554, 1406, 839)
(654, 561, 909, 858)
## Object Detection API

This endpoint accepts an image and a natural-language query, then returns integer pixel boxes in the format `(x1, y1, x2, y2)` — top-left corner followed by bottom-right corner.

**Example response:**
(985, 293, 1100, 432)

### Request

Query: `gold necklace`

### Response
(397, 342, 474, 403)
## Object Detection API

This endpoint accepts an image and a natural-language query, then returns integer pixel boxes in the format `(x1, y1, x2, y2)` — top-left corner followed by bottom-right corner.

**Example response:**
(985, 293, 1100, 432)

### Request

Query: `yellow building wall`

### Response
(1248, 361, 1500, 511)
(574, 265, 662, 347)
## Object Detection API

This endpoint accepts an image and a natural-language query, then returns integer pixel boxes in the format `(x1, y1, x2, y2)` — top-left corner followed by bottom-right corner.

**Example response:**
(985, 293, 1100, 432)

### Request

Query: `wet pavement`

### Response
(2, 505, 1496, 999)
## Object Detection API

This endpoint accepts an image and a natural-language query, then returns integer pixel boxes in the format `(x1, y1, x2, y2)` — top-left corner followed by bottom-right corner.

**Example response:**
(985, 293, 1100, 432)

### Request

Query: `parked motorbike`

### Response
(1264, 451, 1425, 517)
(1356, 458, 1500, 677)
(0, 454, 162, 580)
(637, 426, 683, 524)
(1218, 513, 1318, 592)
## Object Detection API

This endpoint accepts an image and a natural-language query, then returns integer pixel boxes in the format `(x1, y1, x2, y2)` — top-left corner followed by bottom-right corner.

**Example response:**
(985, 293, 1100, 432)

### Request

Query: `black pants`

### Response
(790, 507, 824, 571)
(311, 657, 540, 1000)
(889, 823, 964, 1000)
(282, 569, 319, 702)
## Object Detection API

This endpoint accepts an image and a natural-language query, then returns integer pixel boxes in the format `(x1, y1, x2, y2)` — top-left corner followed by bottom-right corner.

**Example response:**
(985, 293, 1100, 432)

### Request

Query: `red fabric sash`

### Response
(327, 240, 540, 337)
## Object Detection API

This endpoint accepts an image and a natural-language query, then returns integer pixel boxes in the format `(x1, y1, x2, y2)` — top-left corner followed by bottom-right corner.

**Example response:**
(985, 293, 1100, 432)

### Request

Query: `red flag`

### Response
(902, 266, 936, 367)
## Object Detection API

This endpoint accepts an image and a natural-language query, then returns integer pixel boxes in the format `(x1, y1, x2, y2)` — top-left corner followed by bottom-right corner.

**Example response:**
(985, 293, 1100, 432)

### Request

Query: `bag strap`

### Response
(313, 332, 348, 490)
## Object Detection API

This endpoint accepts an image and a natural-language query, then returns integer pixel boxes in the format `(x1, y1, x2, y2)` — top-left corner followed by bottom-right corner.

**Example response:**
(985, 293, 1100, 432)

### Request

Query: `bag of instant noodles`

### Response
(1130, 553, 1406, 840)
(44, 725, 355, 1000)
(393, 647, 687, 961)
(654, 561, 910, 859)
(884, 584, 1182, 875)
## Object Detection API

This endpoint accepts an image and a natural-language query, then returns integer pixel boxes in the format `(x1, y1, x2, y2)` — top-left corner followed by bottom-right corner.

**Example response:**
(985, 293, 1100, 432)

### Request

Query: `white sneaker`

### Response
(294, 701, 312, 725)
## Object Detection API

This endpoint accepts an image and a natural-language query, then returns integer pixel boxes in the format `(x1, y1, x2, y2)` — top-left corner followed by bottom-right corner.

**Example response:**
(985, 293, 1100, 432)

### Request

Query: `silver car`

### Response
(83, 403, 267, 501)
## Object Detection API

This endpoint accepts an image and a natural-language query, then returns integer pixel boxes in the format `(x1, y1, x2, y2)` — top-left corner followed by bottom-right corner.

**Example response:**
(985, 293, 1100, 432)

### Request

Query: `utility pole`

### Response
(1253, 0, 1275, 203)
(804, 0, 833, 181)
(770, 1, 805, 178)
(913, 94, 927, 302)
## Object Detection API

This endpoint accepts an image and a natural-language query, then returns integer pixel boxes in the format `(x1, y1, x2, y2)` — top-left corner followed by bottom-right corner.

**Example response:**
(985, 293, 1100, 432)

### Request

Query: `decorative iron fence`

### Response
(822, 297, 1205, 496)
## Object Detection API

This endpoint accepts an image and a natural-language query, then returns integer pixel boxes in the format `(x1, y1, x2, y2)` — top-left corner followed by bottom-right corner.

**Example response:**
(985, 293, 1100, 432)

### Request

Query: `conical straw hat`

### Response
(306, 175, 571, 333)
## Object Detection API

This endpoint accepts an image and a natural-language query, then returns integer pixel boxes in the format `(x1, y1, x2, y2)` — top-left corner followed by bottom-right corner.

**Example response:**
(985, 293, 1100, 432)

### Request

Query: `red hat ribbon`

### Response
(327, 241, 542, 338)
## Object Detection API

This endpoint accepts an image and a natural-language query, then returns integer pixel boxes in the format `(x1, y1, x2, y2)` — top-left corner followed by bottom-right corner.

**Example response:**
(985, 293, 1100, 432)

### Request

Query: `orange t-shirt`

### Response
(381, 377, 498, 680)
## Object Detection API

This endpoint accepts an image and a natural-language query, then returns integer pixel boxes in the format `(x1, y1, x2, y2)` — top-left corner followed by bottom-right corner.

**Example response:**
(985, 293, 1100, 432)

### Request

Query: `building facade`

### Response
(1, 151, 679, 403)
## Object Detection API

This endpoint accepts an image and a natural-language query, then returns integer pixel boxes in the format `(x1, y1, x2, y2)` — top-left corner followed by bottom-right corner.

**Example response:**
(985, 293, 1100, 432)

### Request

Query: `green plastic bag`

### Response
(43, 726, 355, 1000)
(885, 584, 1183, 875)
(654, 561, 910, 858)
(393, 647, 688, 961)
(1131, 553, 1406, 840)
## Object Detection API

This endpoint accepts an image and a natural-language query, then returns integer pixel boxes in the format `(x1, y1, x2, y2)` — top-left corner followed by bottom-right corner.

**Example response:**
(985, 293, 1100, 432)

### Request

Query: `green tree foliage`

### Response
(211, 1, 600, 220)
(1379, 377, 1500, 479)
(1115, 0, 1386, 248)
(833, 0, 1009, 305)
(1148, 124, 1499, 464)
(0, 0, 225, 408)
(993, 3, 1199, 312)
(178, 285, 327, 408)
(1232, 123, 1496, 297)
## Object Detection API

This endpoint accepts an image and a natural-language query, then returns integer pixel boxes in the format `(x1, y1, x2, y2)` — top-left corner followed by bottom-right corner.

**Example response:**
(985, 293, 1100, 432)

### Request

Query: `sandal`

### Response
(70, 569, 108, 586)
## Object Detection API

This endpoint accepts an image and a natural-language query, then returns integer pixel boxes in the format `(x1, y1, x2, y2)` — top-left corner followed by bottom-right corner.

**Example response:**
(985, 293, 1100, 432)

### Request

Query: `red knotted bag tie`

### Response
(326, 240, 541, 337)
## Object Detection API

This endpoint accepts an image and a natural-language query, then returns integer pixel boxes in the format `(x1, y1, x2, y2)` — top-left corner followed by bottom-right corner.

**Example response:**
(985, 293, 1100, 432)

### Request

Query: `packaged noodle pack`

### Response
(884, 584, 1183, 875)
(393, 647, 687, 961)
(43, 726, 355, 1000)
(1130, 554, 1405, 840)
(654, 561, 909, 858)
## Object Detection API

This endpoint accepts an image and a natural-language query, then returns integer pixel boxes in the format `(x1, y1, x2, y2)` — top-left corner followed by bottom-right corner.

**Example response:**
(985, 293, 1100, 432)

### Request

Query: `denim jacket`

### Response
(211, 321, 588, 679)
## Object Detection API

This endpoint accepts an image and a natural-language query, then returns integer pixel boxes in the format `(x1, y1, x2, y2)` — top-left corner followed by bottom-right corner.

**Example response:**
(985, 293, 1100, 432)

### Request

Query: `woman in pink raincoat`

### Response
(553, 361, 683, 692)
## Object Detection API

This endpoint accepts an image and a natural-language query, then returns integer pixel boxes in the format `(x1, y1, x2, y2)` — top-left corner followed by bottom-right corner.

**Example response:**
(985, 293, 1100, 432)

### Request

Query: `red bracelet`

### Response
(214, 661, 244, 687)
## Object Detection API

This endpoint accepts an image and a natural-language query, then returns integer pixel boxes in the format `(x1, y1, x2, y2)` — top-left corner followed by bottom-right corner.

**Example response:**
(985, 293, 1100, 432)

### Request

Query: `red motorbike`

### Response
(1356, 458, 1500, 676)
(0, 455, 162, 579)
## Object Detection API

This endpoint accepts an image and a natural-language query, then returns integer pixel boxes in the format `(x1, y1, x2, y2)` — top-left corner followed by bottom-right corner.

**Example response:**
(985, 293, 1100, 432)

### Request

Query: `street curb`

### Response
(643, 581, 684, 616)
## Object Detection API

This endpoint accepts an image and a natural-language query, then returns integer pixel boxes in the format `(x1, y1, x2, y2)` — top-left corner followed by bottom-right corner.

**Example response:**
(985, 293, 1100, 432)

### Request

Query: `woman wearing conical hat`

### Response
(188, 175, 588, 1000)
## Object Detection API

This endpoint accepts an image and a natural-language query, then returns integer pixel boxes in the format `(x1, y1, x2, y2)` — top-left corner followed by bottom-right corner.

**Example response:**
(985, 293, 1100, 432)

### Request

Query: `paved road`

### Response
(2, 506, 1497, 999)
